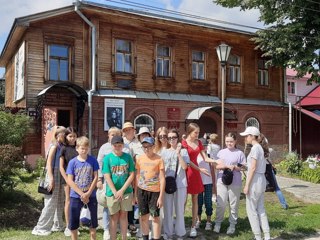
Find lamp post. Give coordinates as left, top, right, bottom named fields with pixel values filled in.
left=216, top=43, right=231, bottom=147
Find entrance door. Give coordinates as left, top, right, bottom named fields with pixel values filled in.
left=57, top=109, right=71, bottom=128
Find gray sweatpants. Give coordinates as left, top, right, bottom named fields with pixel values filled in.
left=33, top=168, right=65, bottom=232
left=246, top=173, right=270, bottom=240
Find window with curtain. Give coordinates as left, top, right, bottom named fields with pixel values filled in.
left=192, top=51, right=205, bottom=80
left=156, top=45, right=171, bottom=77
left=227, top=54, right=241, bottom=83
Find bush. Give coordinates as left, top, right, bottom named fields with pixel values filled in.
left=300, top=163, right=320, bottom=183
left=0, top=145, right=24, bottom=192
left=279, top=152, right=303, bottom=175
left=0, top=110, right=31, bottom=146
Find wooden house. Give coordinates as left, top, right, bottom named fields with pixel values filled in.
left=0, top=2, right=288, bottom=164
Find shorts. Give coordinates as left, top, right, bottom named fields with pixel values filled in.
left=137, top=188, right=160, bottom=217
left=69, top=197, right=98, bottom=230
left=107, top=193, right=133, bottom=215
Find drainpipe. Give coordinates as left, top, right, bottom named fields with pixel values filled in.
left=284, top=68, right=292, bottom=153
left=74, top=1, right=96, bottom=152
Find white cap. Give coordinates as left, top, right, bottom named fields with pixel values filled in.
left=240, top=126, right=260, bottom=136
left=137, top=126, right=151, bottom=136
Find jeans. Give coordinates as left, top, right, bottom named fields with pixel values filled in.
left=272, top=170, right=288, bottom=209
left=103, top=207, right=110, bottom=230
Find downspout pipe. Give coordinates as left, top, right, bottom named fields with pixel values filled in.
left=74, top=1, right=96, bottom=152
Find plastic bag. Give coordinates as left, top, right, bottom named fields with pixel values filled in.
left=80, top=204, right=91, bottom=226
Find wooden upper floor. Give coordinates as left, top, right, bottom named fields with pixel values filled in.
left=0, top=2, right=284, bottom=108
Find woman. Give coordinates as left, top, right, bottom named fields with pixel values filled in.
left=214, top=132, right=246, bottom=235
left=259, top=134, right=288, bottom=210
left=59, top=127, right=78, bottom=237
left=32, top=126, right=66, bottom=236
left=240, top=126, right=271, bottom=240
left=154, top=126, right=170, bottom=154
left=181, top=123, right=217, bottom=237
left=162, top=129, right=189, bottom=240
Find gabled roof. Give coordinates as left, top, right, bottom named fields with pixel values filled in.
left=1, top=1, right=256, bottom=66
left=299, top=85, right=320, bottom=107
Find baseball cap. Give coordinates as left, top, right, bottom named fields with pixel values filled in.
left=122, top=122, right=134, bottom=131
left=111, top=135, right=124, bottom=145
left=141, top=137, right=155, bottom=145
left=137, top=127, right=151, bottom=136
left=240, top=126, right=260, bottom=136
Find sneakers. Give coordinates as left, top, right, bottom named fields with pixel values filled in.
left=195, top=220, right=201, bottom=229
left=213, top=224, right=221, bottom=233
left=226, top=225, right=236, bottom=235
left=136, top=228, right=142, bottom=238
left=103, top=229, right=110, bottom=240
left=212, top=194, right=217, bottom=203
left=205, top=222, right=212, bottom=231
left=51, top=226, right=63, bottom=232
left=189, top=227, right=197, bottom=237
left=64, top=228, right=71, bottom=237
left=31, top=229, right=51, bottom=236
left=127, top=230, right=131, bottom=237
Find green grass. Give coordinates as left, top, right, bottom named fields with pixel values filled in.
left=0, top=172, right=320, bottom=239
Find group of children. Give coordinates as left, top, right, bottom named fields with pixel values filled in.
left=31, top=123, right=282, bottom=240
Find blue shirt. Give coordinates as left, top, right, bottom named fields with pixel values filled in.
left=66, top=155, right=99, bottom=198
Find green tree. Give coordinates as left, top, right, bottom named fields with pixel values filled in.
left=213, top=0, right=320, bottom=83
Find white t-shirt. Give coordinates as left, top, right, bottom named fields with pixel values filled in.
left=207, top=143, right=220, bottom=160
left=197, top=153, right=212, bottom=185
left=247, top=143, right=266, bottom=174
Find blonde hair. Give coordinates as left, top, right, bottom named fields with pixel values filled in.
left=76, top=136, right=90, bottom=148
left=108, top=127, right=121, bottom=139
left=154, top=126, right=170, bottom=153
left=209, top=133, right=218, bottom=143
left=258, top=133, right=269, bottom=158
left=51, top=126, right=66, bottom=145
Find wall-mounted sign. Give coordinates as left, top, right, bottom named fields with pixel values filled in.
left=104, top=99, right=125, bottom=131
left=167, top=107, right=180, bottom=129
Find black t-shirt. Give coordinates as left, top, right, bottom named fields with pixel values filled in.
left=60, top=145, right=78, bottom=169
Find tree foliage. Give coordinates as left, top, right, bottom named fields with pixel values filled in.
left=213, top=0, right=320, bottom=83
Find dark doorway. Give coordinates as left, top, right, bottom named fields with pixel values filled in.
left=57, top=110, right=70, bottom=127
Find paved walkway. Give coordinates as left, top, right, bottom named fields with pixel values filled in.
left=276, top=176, right=320, bottom=204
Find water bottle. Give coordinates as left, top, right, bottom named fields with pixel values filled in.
left=134, top=204, right=139, bottom=219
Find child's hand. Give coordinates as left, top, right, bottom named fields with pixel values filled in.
left=81, top=192, right=89, bottom=204
left=97, top=180, right=103, bottom=189
left=156, top=197, right=163, bottom=208
left=115, top=189, right=124, bottom=201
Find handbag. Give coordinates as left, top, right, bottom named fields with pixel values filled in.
left=222, top=168, right=233, bottom=185
left=80, top=204, right=91, bottom=226
left=265, top=160, right=276, bottom=192
left=37, top=146, right=56, bottom=195
left=165, top=156, right=179, bottom=194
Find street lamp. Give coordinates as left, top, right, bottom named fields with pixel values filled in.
left=216, top=43, right=231, bottom=147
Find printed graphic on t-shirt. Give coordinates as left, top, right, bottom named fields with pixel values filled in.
left=74, top=165, right=93, bottom=192
left=111, top=164, right=128, bottom=176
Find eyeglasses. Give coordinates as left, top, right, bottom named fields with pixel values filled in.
left=168, top=136, right=178, bottom=141
left=142, top=145, right=153, bottom=150
left=158, top=135, right=167, bottom=140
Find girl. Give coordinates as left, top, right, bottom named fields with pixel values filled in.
left=240, top=126, right=270, bottom=240
left=32, top=126, right=66, bottom=236
left=214, top=132, right=246, bottom=235
left=162, top=129, right=189, bottom=240
left=154, top=126, right=170, bottom=154
left=59, top=127, right=78, bottom=237
left=181, top=123, right=217, bottom=237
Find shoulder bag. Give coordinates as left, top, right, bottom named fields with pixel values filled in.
left=38, top=146, right=56, bottom=195
left=165, top=155, right=179, bottom=194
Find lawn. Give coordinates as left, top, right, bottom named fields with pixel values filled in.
left=0, top=172, right=320, bottom=240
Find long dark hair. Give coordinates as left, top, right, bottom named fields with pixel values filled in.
left=65, top=127, right=78, bottom=145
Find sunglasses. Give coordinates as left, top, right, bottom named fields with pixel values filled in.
left=168, top=136, right=178, bottom=141
left=158, top=135, right=167, bottom=139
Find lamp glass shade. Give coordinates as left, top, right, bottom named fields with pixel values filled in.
left=216, top=43, right=232, bottom=64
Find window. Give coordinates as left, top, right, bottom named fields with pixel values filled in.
left=115, top=39, right=133, bottom=73
left=245, top=117, right=260, bottom=129
left=48, top=44, right=70, bottom=81
left=192, top=51, right=205, bottom=80
left=288, top=81, right=296, bottom=94
left=134, top=114, right=154, bottom=133
left=227, top=54, right=241, bottom=83
left=258, top=59, right=269, bottom=86
left=156, top=45, right=171, bottom=77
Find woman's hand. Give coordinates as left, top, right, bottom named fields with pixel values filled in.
left=47, top=179, right=55, bottom=192
left=199, top=167, right=210, bottom=176
left=243, top=185, right=249, bottom=195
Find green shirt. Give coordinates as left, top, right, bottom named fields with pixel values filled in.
left=102, top=152, right=135, bottom=197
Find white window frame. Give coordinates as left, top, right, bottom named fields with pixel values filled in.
left=287, top=80, right=296, bottom=95
left=192, top=51, right=205, bottom=80
left=258, top=59, right=269, bottom=86
left=156, top=45, right=171, bottom=77
left=134, top=114, right=154, bottom=133
left=227, top=54, right=241, bottom=83
left=245, top=117, right=260, bottom=129
left=115, top=39, right=133, bottom=74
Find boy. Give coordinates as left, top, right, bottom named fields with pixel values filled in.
left=102, top=136, right=135, bottom=240
left=135, top=137, right=165, bottom=240
left=66, top=136, right=99, bottom=240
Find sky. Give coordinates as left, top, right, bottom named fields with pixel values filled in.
left=0, top=0, right=265, bottom=77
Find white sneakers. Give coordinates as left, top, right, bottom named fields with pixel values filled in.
left=205, top=222, right=212, bottom=231
left=31, top=229, right=51, bottom=236
left=226, top=225, right=236, bottom=235
left=189, top=227, right=197, bottom=237
left=103, top=229, right=111, bottom=240
left=213, top=224, right=220, bottom=233
left=64, top=228, right=71, bottom=237
left=195, top=220, right=201, bottom=229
